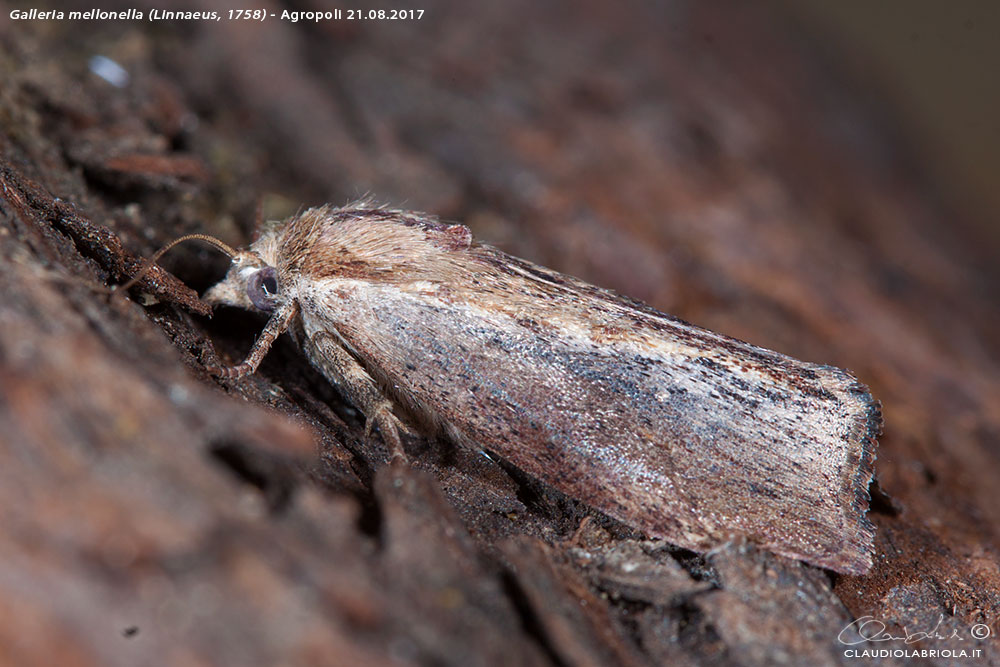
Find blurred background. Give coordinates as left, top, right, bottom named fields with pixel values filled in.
left=782, top=0, right=1000, bottom=247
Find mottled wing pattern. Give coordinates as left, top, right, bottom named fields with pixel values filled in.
left=300, top=243, right=879, bottom=573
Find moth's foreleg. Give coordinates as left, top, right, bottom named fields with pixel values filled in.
left=307, top=330, right=408, bottom=463
left=211, top=301, right=300, bottom=379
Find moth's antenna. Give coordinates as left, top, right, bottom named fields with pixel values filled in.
left=115, top=233, right=238, bottom=295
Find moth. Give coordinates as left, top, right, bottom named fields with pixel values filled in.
left=154, top=202, right=880, bottom=574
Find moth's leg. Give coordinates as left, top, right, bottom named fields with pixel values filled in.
left=211, top=301, right=300, bottom=380
left=307, top=330, right=407, bottom=463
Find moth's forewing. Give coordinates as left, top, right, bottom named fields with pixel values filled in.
left=293, top=236, right=879, bottom=574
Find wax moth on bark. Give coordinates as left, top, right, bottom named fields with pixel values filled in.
left=168, top=202, right=879, bottom=574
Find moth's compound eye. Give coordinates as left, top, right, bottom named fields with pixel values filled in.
left=247, top=266, right=279, bottom=312
left=260, top=272, right=278, bottom=296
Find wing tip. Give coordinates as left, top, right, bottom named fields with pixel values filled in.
left=828, top=378, right=882, bottom=575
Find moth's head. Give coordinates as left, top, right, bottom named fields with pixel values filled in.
left=203, top=251, right=283, bottom=313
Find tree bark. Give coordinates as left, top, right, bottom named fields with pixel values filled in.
left=1, top=1, right=998, bottom=665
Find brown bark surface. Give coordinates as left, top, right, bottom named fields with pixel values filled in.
left=1, top=1, right=998, bottom=665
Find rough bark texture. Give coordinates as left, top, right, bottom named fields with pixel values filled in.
left=1, top=1, right=998, bottom=665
